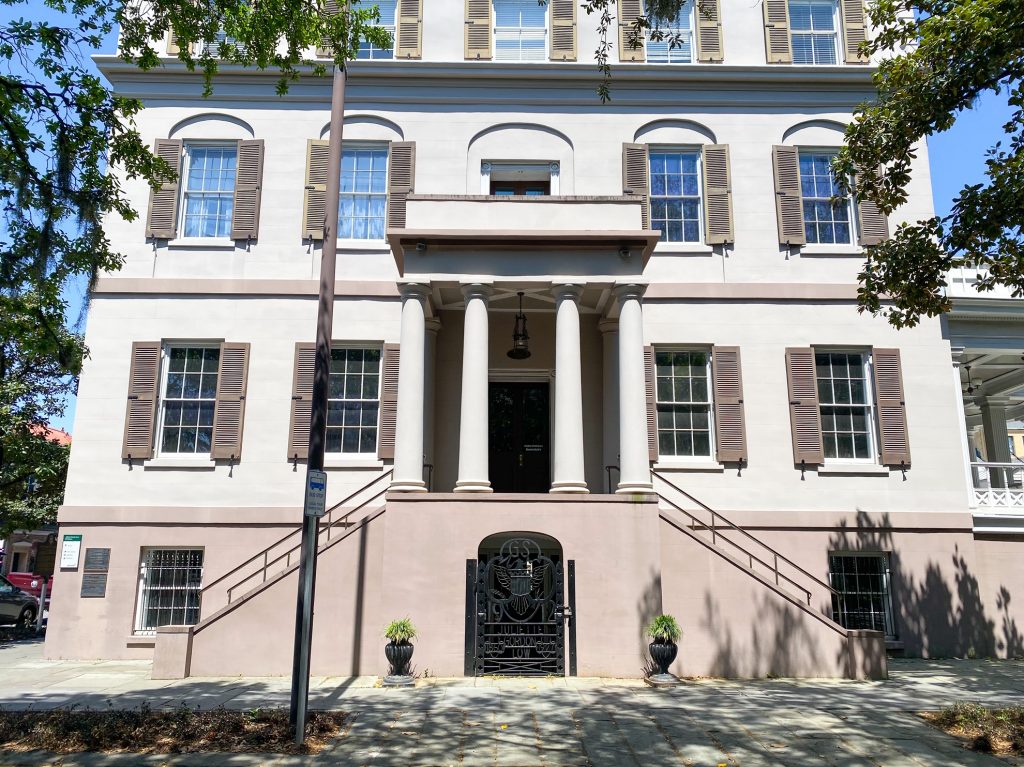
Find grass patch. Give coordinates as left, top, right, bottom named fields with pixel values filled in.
left=921, top=702, right=1024, bottom=756
left=0, top=705, right=347, bottom=755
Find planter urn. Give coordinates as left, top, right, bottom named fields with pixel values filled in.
left=646, top=640, right=680, bottom=687
left=383, top=640, right=415, bottom=686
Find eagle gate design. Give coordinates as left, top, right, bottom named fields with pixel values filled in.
left=468, top=538, right=573, bottom=676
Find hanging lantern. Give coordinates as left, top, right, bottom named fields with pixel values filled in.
left=507, top=291, right=531, bottom=360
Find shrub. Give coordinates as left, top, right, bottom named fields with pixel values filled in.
left=384, top=618, right=417, bottom=644
left=646, top=615, right=681, bottom=643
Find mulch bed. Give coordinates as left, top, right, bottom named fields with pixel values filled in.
left=921, top=702, right=1024, bottom=756
left=0, top=705, right=347, bottom=755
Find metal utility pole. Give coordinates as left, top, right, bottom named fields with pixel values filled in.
left=290, top=39, right=348, bottom=743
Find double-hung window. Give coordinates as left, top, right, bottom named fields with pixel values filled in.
left=135, top=548, right=204, bottom=634
left=655, top=349, right=713, bottom=458
left=650, top=150, right=702, bottom=243
left=816, top=351, right=875, bottom=461
left=788, top=0, right=840, bottom=64
left=646, top=0, right=695, bottom=63
left=340, top=145, right=388, bottom=240
left=327, top=348, right=382, bottom=454
left=799, top=150, right=853, bottom=245
left=181, top=144, right=237, bottom=238
left=493, top=0, right=548, bottom=61
left=159, top=345, right=219, bottom=457
left=828, top=552, right=896, bottom=638
left=356, top=0, right=396, bottom=59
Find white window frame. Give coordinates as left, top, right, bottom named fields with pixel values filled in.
left=493, top=0, right=549, bottom=62
left=814, top=347, right=879, bottom=465
left=799, top=147, right=858, bottom=246
left=788, top=0, right=841, bottom=66
left=480, top=161, right=560, bottom=195
left=649, top=146, right=704, bottom=245
left=356, top=0, right=396, bottom=59
left=339, top=142, right=389, bottom=243
left=133, top=547, right=205, bottom=636
left=654, top=346, right=716, bottom=460
left=178, top=141, right=237, bottom=241
left=325, top=344, right=384, bottom=457
left=645, top=0, right=696, bottom=64
left=828, top=551, right=897, bottom=640
left=156, top=342, right=221, bottom=459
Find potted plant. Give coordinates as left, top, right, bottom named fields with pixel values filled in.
left=383, top=618, right=417, bottom=686
left=646, top=614, right=681, bottom=683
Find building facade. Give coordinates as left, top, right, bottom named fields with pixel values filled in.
left=44, top=0, right=1023, bottom=679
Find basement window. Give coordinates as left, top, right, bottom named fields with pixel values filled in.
left=828, top=552, right=896, bottom=639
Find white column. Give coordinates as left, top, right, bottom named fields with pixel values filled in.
left=455, top=283, right=493, bottom=492
left=615, top=284, right=653, bottom=493
left=424, top=317, right=441, bottom=491
left=551, top=283, right=588, bottom=493
left=600, top=319, right=620, bottom=494
left=978, top=394, right=1012, bottom=488
left=391, top=283, right=430, bottom=492
left=950, top=348, right=976, bottom=508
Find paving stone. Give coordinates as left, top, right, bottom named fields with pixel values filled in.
left=575, top=710, right=637, bottom=767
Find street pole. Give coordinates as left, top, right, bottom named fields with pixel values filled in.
left=289, top=51, right=347, bottom=743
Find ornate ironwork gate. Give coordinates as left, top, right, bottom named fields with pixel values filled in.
left=466, top=537, right=573, bottom=676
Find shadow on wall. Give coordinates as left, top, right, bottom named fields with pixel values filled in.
left=636, top=571, right=662, bottom=677
left=828, top=511, right=1024, bottom=659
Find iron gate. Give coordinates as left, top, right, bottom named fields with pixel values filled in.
left=465, top=537, right=576, bottom=676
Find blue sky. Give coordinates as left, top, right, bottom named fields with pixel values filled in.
left=44, top=26, right=1016, bottom=433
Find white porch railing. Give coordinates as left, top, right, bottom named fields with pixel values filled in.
left=971, top=462, right=1024, bottom=510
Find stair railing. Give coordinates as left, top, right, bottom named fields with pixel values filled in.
left=202, top=469, right=393, bottom=605
left=652, top=470, right=839, bottom=607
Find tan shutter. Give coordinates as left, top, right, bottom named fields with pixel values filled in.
left=287, top=343, right=317, bottom=461
left=872, top=348, right=910, bottom=466
left=696, top=0, right=724, bottom=62
left=317, top=0, right=340, bottom=58
left=702, top=144, right=734, bottom=244
left=465, top=0, right=492, bottom=59
left=617, top=0, right=645, bottom=62
left=378, top=343, right=400, bottom=460
left=644, top=345, right=659, bottom=462
left=839, top=0, right=870, bottom=63
left=145, top=139, right=182, bottom=239
left=302, top=139, right=330, bottom=240
left=712, top=346, right=746, bottom=463
left=395, top=0, right=423, bottom=58
left=856, top=173, right=890, bottom=246
left=622, top=143, right=650, bottom=230
left=772, top=145, right=806, bottom=245
left=166, top=29, right=180, bottom=55
left=785, top=348, right=824, bottom=465
left=762, top=0, right=792, bottom=63
left=230, top=139, right=264, bottom=241
left=550, top=0, right=577, bottom=61
left=211, top=342, right=250, bottom=461
left=122, top=342, right=162, bottom=461
left=387, top=141, right=415, bottom=231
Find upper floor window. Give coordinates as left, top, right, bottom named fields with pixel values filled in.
left=340, top=145, right=388, bottom=240
left=356, top=0, right=397, bottom=59
left=649, top=149, right=702, bottom=243
left=788, top=0, right=839, bottom=64
left=646, top=0, right=695, bottom=63
left=159, top=345, right=219, bottom=456
left=799, top=150, right=853, bottom=245
left=182, top=143, right=237, bottom=238
left=327, top=347, right=382, bottom=454
left=482, top=161, right=558, bottom=195
left=494, top=0, right=547, bottom=61
left=655, top=349, right=713, bottom=458
left=816, top=351, right=874, bottom=461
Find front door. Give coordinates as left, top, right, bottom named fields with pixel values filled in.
left=489, top=382, right=550, bottom=493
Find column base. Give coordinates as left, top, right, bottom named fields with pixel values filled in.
left=616, top=482, right=654, bottom=494
left=389, top=480, right=428, bottom=493
left=550, top=481, right=589, bottom=494
left=454, top=480, right=492, bottom=493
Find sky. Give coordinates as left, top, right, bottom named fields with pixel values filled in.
left=42, top=24, right=1017, bottom=434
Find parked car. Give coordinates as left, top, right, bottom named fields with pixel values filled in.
left=0, top=575, right=39, bottom=628
left=6, top=572, right=52, bottom=602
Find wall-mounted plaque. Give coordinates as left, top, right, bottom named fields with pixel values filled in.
left=60, top=534, right=82, bottom=569
left=83, top=548, right=110, bottom=573
left=80, top=573, right=108, bottom=598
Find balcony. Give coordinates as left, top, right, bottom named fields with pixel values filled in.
left=971, top=462, right=1024, bottom=511
left=946, top=265, right=1022, bottom=301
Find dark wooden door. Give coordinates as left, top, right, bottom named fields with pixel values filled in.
left=489, top=382, right=550, bottom=493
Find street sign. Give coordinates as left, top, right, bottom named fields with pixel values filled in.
left=303, top=470, right=328, bottom=518
left=60, top=534, right=82, bottom=569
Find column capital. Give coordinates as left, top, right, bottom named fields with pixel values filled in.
left=460, top=282, right=493, bottom=301
left=399, top=282, right=431, bottom=301
left=976, top=394, right=1012, bottom=409
left=551, top=282, right=585, bottom=301
left=613, top=282, right=648, bottom=302
left=598, top=318, right=619, bottom=335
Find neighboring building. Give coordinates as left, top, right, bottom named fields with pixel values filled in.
left=43, top=0, right=1022, bottom=679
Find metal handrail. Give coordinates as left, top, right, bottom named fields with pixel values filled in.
left=652, top=470, right=840, bottom=603
left=202, top=469, right=393, bottom=596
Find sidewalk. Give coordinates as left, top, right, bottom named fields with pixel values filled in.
left=1, top=640, right=1022, bottom=766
